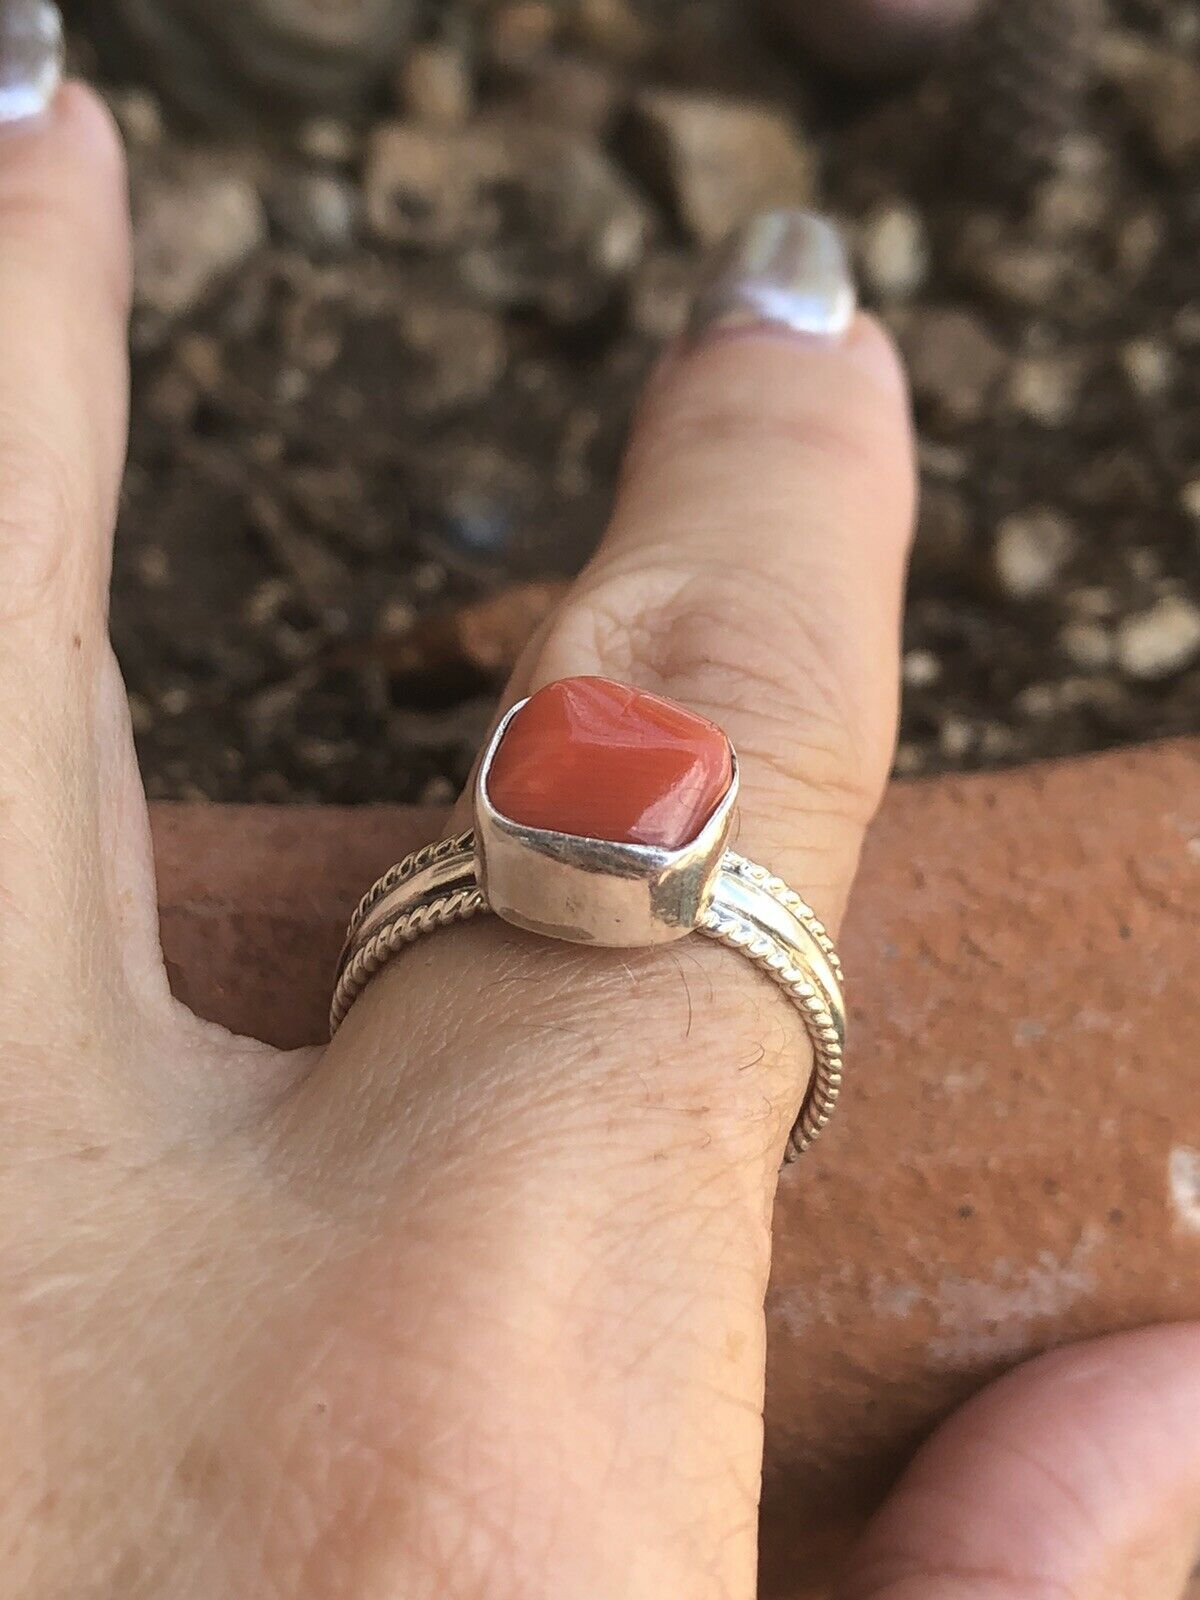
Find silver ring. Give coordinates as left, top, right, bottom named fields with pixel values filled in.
left=331, top=678, right=846, bottom=1162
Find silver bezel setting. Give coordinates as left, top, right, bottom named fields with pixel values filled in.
left=474, top=697, right=739, bottom=947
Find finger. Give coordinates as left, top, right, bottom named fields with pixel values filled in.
left=775, top=0, right=979, bottom=76
left=839, top=1324, right=1200, bottom=1600
left=292, top=210, right=914, bottom=1600
left=329, top=209, right=914, bottom=1177
left=483, top=208, right=915, bottom=931
left=322, top=209, right=914, bottom=1176
left=0, top=65, right=144, bottom=1032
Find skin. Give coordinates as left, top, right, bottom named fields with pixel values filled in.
left=0, top=84, right=1197, bottom=1600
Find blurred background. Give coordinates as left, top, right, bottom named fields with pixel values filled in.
left=56, top=0, right=1200, bottom=802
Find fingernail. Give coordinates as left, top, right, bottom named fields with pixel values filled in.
left=0, top=0, right=63, bottom=126
left=688, top=209, right=857, bottom=343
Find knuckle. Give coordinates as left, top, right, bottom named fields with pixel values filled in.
left=543, top=561, right=888, bottom=829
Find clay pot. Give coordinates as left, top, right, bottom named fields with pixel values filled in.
left=153, top=738, right=1200, bottom=1597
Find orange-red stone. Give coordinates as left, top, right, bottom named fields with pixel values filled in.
left=485, top=676, right=733, bottom=849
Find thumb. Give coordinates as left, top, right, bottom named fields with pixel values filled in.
left=839, top=1325, right=1200, bottom=1600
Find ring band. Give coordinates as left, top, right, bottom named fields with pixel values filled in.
left=330, top=677, right=847, bottom=1162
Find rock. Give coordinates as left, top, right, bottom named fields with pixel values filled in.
left=461, top=130, right=650, bottom=320
left=102, top=0, right=417, bottom=123
left=365, top=122, right=506, bottom=250
left=249, top=491, right=354, bottom=621
left=294, top=116, right=360, bottom=165
left=366, top=120, right=650, bottom=321
left=1120, top=337, right=1173, bottom=399
left=901, top=306, right=1007, bottom=427
left=570, top=0, right=656, bottom=64
left=902, top=648, right=941, bottom=689
left=1059, top=619, right=1113, bottom=672
left=630, top=88, right=816, bottom=246
left=268, top=169, right=360, bottom=255
left=629, top=249, right=695, bottom=342
left=397, top=298, right=507, bottom=414
left=1116, top=209, right=1163, bottom=281
left=132, top=151, right=267, bottom=344
left=957, top=212, right=1069, bottom=310
left=1005, top=352, right=1082, bottom=427
left=517, top=54, right=623, bottom=138
left=991, top=509, right=1075, bottom=600
left=859, top=202, right=929, bottom=302
left=1179, top=479, right=1200, bottom=525
left=104, top=84, right=165, bottom=149
left=486, top=1, right=560, bottom=69
left=360, top=580, right=569, bottom=681
left=398, top=39, right=473, bottom=128
left=1116, top=596, right=1200, bottom=680
left=1098, top=30, right=1200, bottom=169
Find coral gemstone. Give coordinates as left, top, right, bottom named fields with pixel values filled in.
left=486, top=676, right=733, bottom=850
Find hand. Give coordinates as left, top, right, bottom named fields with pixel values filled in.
left=1, top=74, right=1198, bottom=1600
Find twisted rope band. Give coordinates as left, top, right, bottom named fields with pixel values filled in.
left=331, top=833, right=846, bottom=1163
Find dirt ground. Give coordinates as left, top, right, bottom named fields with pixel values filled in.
left=69, top=0, right=1200, bottom=803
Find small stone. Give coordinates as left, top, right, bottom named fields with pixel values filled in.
left=366, top=121, right=648, bottom=317
left=1005, top=352, right=1082, bottom=427
left=487, top=676, right=733, bottom=850
left=1117, top=210, right=1163, bottom=280
left=296, top=117, right=359, bottom=165
left=0, top=0, right=62, bottom=124
left=268, top=170, right=360, bottom=255
left=938, top=717, right=974, bottom=761
left=1116, top=596, right=1200, bottom=681
left=1120, top=338, right=1173, bottom=399
left=365, top=122, right=505, bottom=249
left=958, top=213, right=1067, bottom=310
left=399, top=39, right=473, bottom=127
left=398, top=298, right=507, bottom=413
left=1179, top=479, right=1200, bottom=524
left=860, top=203, right=929, bottom=302
left=1099, top=31, right=1200, bottom=169
left=1068, top=585, right=1116, bottom=620
left=992, top=509, right=1075, bottom=600
left=630, top=89, right=816, bottom=246
left=106, top=85, right=164, bottom=148
left=363, top=583, right=568, bottom=683
left=893, top=743, right=924, bottom=777
left=1059, top=620, right=1114, bottom=672
left=901, top=307, right=1007, bottom=427
left=132, top=152, right=267, bottom=342
left=459, top=128, right=649, bottom=319
left=570, top=0, right=655, bottom=63
left=1032, top=167, right=1108, bottom=238
left=629, top=249, right=694, bottom=342
left=1014, top=682, right=1060, bottom=720
left=902, top=649, right=942, bottom=689
left=518, top=54, right=621, bottom=137
left=488, top=1, right=559, bottom=68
